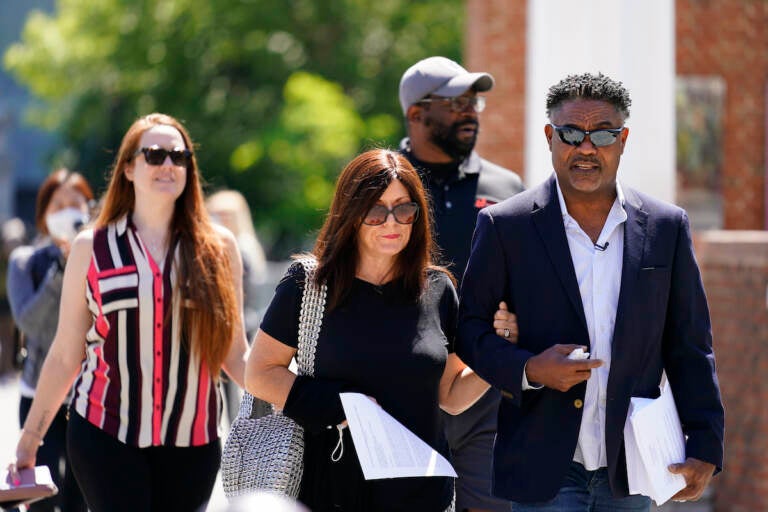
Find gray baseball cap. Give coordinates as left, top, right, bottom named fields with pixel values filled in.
left=398, top=56, right=495, bottom=115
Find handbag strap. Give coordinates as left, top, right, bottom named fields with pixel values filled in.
left=241, top=256, right=327, bottom=419
left=294, top=256, right=327, bottom=377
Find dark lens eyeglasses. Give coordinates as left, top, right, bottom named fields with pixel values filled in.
left=419, top=95, right=486, bottom=113
left=551, top=124, right=623, bottom=148
left=134, top=146, right=193, bottom=166
left=363, top=202, right=420, bottom=226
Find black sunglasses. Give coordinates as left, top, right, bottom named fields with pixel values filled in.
left=133, top=146, right=192, bottom=166
left=551, top=124, right=624, bottom=147
left=363, top=202, right=420, bottom=226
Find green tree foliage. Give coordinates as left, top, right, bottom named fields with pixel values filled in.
left=4, top=0, right=463, bottom=254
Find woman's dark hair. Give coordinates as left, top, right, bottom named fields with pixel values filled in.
left=311, top=149, right=449, bottom=310
left=34, top=168, right=94, bottom=236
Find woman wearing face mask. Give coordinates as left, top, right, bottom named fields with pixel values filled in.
left=6, top=168, right=93, bottom=512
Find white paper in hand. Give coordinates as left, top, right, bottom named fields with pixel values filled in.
left=624, top=381, right=687, bottom=505
left=567, top=348, right=590, bottom=360
left=339, top=392, right=457, bottom=480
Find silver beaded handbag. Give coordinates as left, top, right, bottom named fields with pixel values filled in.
left=221, top=256, right=327, bottom=499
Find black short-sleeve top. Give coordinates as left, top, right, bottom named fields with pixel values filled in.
left=260, top=263, right=458, bottom=510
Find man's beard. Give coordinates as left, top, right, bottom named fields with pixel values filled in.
left=426, top=118, right=478, bottom=161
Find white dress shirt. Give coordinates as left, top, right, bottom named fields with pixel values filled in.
left=556, top=178, right=627, bottom=470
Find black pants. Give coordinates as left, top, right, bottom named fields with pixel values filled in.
left=19, top=397, right=86, bottom=512
left=66, top=412, right=220, bottom=512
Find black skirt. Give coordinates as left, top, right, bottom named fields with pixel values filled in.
left=299, top=427, right=453, bottom=512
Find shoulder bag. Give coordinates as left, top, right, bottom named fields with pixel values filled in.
left=221, top=256, right=327, bottom=499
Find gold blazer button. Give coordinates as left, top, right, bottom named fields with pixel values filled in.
left=574, top=399, right=584, bottom=409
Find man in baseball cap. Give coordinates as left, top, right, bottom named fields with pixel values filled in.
left=398, top=56, right=524, bottom=512
left=399, top=56, right=495, bottom=115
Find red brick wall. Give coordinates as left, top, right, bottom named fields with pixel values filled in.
left=465, top=0, right=527, bottom=178
left=695, top=231, right=768, bottom=512
left=676, top=0, right=767, bottom=229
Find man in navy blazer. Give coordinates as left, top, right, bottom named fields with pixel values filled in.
left=457, top=73, right=724, bottom=511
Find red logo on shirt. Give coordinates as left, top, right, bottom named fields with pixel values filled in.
left=474, top=197, right=497, bottom=209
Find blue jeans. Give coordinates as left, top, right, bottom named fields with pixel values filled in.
left=511, top=462, right=651, bottom=512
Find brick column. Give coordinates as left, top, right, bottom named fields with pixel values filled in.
left=695, top=230, right=768, bottom=511
left=465, top=0, right=527, bottom=178
left=677, top=0, right=768, bottom=229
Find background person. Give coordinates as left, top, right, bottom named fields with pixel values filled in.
left=457, top=73, right=724, bottom=511
left=245, top=149, right=517, bottom=512
left=9, top=113, right=250, bottom=512
left=6, top=169, right=93, bottom=512
left=398, top=56, right=525, bottom=512
left=206, top=189, right=269, bottom=422
left=205, top=189, right=268, bottom=333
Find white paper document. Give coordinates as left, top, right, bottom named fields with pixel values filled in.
left=339, top=392, right=457, bottom=480
left=623, top=381, right=687, bottom=505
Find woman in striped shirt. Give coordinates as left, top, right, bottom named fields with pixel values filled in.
left=11, top=113, right=250, bottom=511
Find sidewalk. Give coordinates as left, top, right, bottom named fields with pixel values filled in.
left=0, top=373, right=20, bottom=465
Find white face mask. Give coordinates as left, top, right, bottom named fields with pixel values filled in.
left=45, top=208, right=89, bottom=242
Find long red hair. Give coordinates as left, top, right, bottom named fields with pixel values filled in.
left=96, top=113, right=237, bottom=378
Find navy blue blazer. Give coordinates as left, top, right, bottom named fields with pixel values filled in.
left=457, top=175, right=724, bottom=503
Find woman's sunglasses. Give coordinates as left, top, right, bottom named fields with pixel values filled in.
left=550, top=124, right=624, bottom=147
left=363, top=202, right=420, bottom=226
left=134, top=146, right=192, bottom=167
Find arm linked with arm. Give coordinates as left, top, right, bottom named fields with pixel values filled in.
left=437, top=274, right=490, bottom=414
left=457, top=210, right=534, bottom=406
left=439, top=354, right=490, bottom=415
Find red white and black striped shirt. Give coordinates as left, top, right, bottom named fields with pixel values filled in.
left=72, top=216, right=220, bottom=447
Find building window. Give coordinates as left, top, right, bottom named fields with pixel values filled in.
left=676, top=76, right=725, bottom=230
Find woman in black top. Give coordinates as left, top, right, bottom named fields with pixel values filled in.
left=245, top=149, right=516, bottom=511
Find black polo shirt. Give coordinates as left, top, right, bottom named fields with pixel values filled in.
left=400, top=138, right=525, bottom=284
